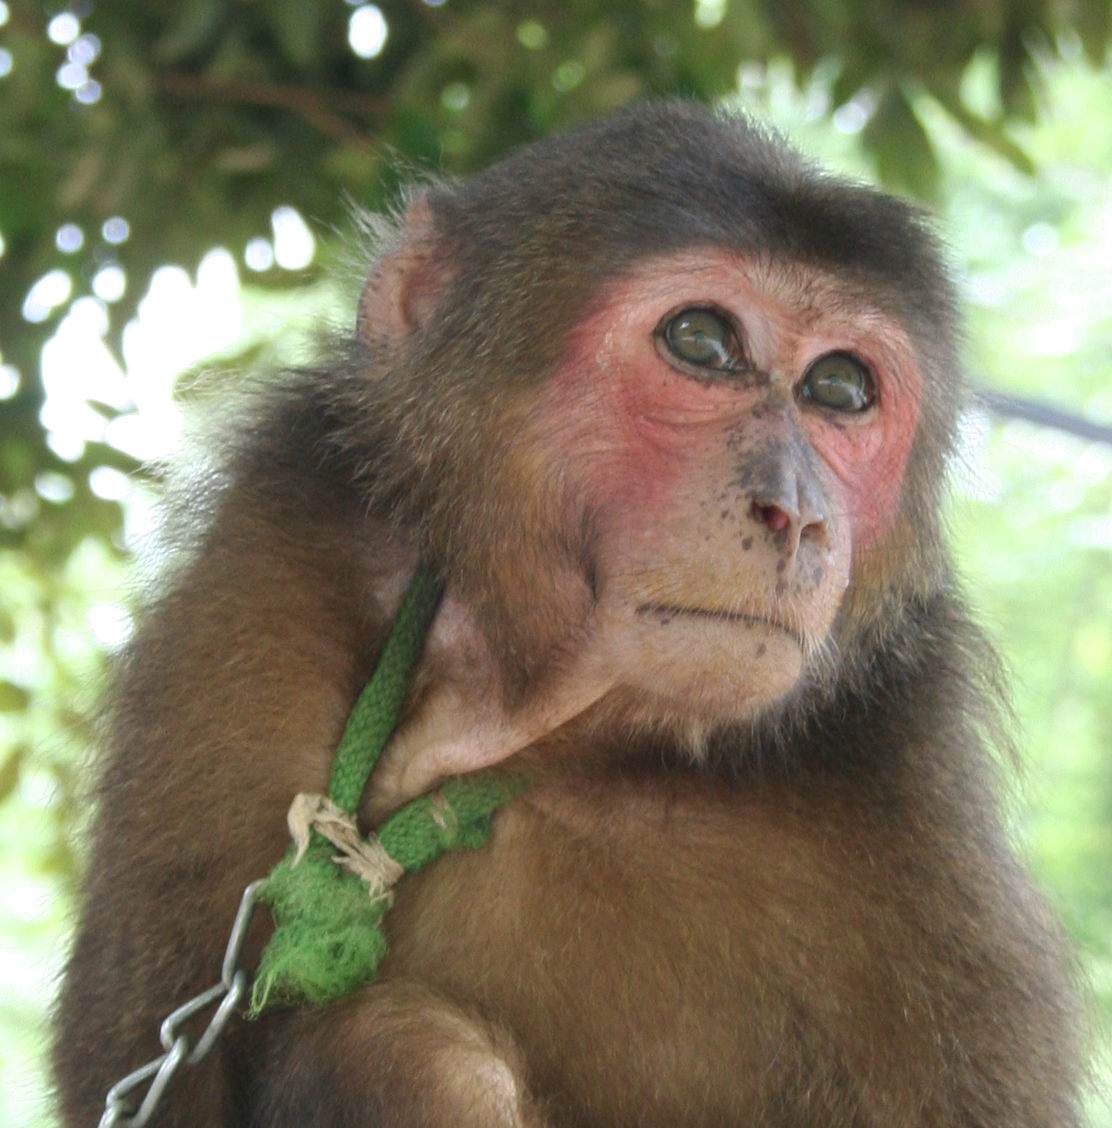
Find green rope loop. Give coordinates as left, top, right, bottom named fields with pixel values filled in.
left=327, top=563, right=443, bottom=814
left=249, top=565, right=528, bottom=1015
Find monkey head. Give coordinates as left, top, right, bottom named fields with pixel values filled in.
left=347, top=101, right=962, bottom=794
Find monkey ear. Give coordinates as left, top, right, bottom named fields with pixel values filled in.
left=357, top=195, right=450, bottom=345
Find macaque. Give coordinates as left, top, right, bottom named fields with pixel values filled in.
left=54, top=101, right=1084, bottom=1126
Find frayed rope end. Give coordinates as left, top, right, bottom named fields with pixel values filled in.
left=248, top=836, right=392, bottom=1017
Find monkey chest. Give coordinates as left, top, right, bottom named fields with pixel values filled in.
left=375, top=788, right=960, bottom=1126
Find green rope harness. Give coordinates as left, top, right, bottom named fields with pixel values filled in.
left=249, top=565, right=527, bottom=1015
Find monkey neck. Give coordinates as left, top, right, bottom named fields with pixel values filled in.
left=365, top=562, right=995, bottom=823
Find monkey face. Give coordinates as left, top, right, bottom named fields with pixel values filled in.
left=537, top=248, right=922, bottom=723
left=358, top=194, right=935, bottom=798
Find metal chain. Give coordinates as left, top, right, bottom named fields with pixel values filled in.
left=98, top=880, right=264, bottom=1127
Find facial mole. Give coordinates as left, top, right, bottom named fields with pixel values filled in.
left=766, top=527, right=788, bottom=550
left=756, top=643, right=767, bottom=658
left=741, top=536, right=753, bottom=550
left=776, top=559, right=786, bottom=574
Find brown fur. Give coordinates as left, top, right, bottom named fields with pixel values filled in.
left=53, top=102, right=1084, bottom=1126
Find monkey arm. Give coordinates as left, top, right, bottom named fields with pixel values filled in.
left=53, top=481, right=386, bottom=1125
left=245, top=979, right=548, bottom=1126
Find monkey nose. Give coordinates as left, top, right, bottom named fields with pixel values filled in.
left=749, top=495, right=828, bottom=554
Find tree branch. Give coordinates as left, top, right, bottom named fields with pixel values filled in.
left=157, top=72, right=385, bottom=144
left=975, top=387, right=1112, bottom=447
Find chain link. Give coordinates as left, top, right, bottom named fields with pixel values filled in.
left=98, top=879, right=264, bottom=1127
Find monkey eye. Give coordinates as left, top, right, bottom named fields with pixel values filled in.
left=799, top=352, right=876, bottom=414
left=659, top=307, right=744, bottom=372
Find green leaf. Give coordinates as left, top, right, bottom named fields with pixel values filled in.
left=263, top=0, right=330, bottom=70
left=997, top=23, right=1038, bottom=121
left=1074, top=0, right=1111, bottom=66
left=153, top=0, right=226, bottom=64
left=0, top=749, right=23, bottom=802
left=864, top=83, right=940, bottom=199
left=0, top=681, right=31, bottom=712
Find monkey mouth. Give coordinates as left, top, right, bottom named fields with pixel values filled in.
left=636, top=603, right=803, bottom=647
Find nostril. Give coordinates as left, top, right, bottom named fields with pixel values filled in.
left=799, top=516, right=828, bottom=545
left=751, top=501, right=792, bottom=533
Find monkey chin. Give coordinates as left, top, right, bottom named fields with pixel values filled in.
left=618, top=608, right=805, bottom=725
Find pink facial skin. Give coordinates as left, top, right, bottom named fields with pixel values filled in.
left=549, top=248, right=922, bottom=553
left=369, top=248, right=926, bottom=810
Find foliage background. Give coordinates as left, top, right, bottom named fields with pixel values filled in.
left=1, top=0, right=1110, bottom=1124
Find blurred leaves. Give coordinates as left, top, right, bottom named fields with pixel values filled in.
left=2, top=0, right=1108, bottom=375
left=1, top=0, right=1107, bottom=666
